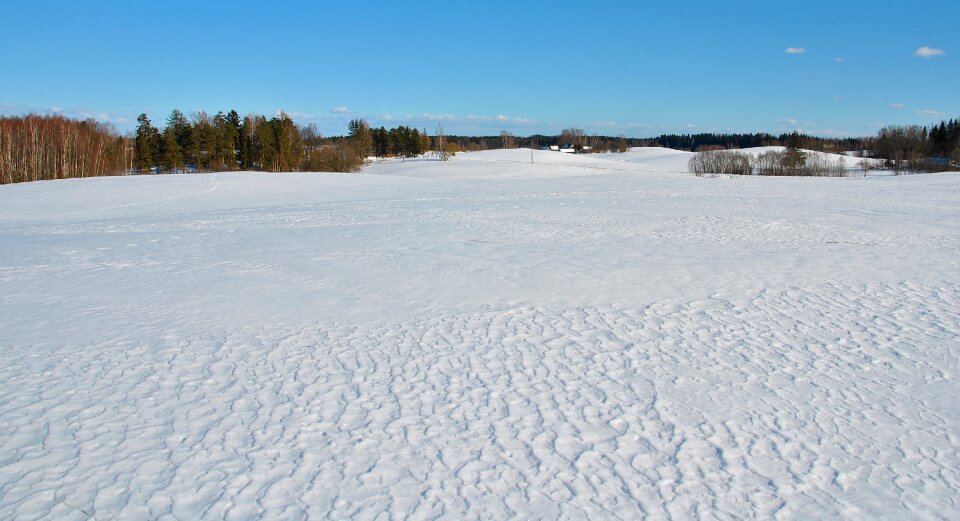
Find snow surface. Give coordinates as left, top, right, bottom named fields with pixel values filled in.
left=1, top=148, right=959, bottom=520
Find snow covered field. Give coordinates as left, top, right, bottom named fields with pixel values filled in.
left=1, top=148, right=958, bottom=520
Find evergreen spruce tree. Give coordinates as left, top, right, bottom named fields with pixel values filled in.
left=388, top=127, right=401, bottom=156
left=187, top=124, right=202, bottom=171
left=239, top=115, right=256, bottom=170
left=194, top=112, right=215, bottom=172
left=135, top=113, right=158, bottom=172
left=783, top=132, right=806, bottom=174
left=227, top=110, right=243, bottom=166
left=374, top=126, right=388, bottom=157
left=410, top=128, right=422, bottom=156
left=167, top=109, right=190, bottom=145
left=420, top=128, right=430, bottom=155
left=161, top=126, right=183, bottom=173
left=212, top=111, right=238, bottom=170
left=348, top=118, right=371, bottom=162
left=256, top=117, right=277, bottom=171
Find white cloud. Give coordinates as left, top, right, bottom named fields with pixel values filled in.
left=283, top=110, right=324, bottom=121
left=914, top=109, right=944, bottom=118
left=330, top=106, right=349, bottom=114
left=379, top=112, right=538, bottom=125
left=914, top=46, right=945, bottom=58
left=888, top=103, right=905, bottom=109
left=583, top=120, right=655, bottom=132
left=777, top=118, right=799, bottom=126
left=785, top=47, right=806, bottom=54
left=833, top=57, right=846, bottom=62
left=0, top=104, right=136, bottom=127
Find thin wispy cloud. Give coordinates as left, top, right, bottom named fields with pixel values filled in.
left=913, top=46, right=945, bottom=58
left=584, top=120, right=655, bottom=131
left=833, top=57, right=846, bottom=63
left=368, top=113, right=666, bottom=136
left=888, top=103, right=905, bottom=109
left=776, top=118, right=799, bottom=126
left=785, top=47, right=806, bottom=54
left=913, top=109, right=944, bottom=118
left=330, top=106, right=350, bottom=114
left=0, top=102, right=134, bottom=127
left=379, top=112, right=538, bottom=125
left=282, top=110, right=324, bottom=121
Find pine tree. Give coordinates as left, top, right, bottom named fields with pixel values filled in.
left=239, top=115, right=256, bottom=169
left=783, top=132, right=806, bottom=174
left=192, top=112, right=215, bottom=171
left=166, top=110, right=192, bottom=169
left=187, top=124, right=202, bottom=171
left=374, top=126, right=388, bottom=157
left=348, top=118, right=371, bottom=162
left=212, top=111, right=238, bottom=170
left=256, top=117, right=276, bottom=171
left=227, top=110, right=242, bottom=166
left=135, top=113, right=158, bottom=172
left=271, top=112, right=301, bottom=171
left=161, top=126, right=182, bottom=173
left=409, top=128, right=422, bottom=156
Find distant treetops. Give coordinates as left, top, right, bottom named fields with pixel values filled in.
left=1, top=110, right=957, bottom=185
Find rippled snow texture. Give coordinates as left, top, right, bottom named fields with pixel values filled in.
left=1, top=149, right=958, bottom=519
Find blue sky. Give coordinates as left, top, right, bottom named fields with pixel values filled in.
left=2, top=0, right=957, bottom=137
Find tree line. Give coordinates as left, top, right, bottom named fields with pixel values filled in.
left=688, top=134, right=848, bottom=177
left=433, top=129, right=630, bottom=154
left=425, top=130, right=870, bottom=155
left=2, top=110, right=958, bottom=185
left=136, top=110, right=343, bottom=173
left=640, top=132, right=869, bottom=154
left=0, top=115, right=127, bottom=184
left=134, top=112, right=444, bottom=174
left=871, top=119, right=960, bottom=173
left=360, top=121, right=431, bottom=158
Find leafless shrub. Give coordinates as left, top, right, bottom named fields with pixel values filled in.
left=688, top=150, right=752, bottom=176
left=753, top=150, right=785, bottom=176
left=303, top=140, right=362, bottom=172
left=779, top=151, right=845, bottom=176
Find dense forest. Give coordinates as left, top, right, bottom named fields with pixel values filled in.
left=133, top=111, right=435, bottom=174
left=1, top=110, right=958, bottom=184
